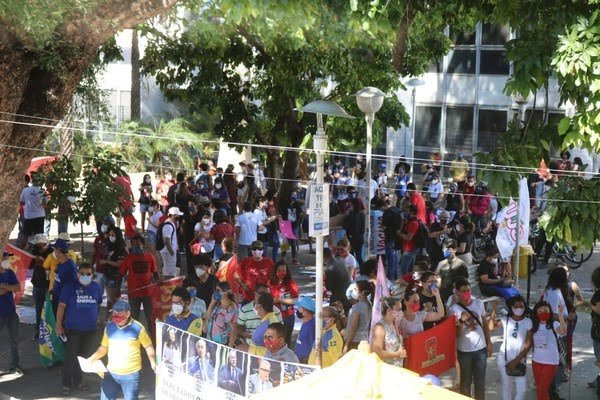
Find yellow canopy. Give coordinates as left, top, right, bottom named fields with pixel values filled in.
left=253, top=343, right=469, bottom=400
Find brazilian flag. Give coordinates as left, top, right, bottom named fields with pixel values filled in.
left=39, top=293, right=64, bottom=367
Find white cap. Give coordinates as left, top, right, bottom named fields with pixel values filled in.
left=57, top=232, right=70, bottom=241
left=168, top=207, right=184, bottom=216
left=30, top=234, right=48, bottom=245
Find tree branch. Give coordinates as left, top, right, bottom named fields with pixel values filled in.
left=236, top=25, right=271, bottom=61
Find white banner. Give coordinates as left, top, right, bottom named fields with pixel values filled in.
left=518, top=177, right=530, bottom=246
left=369, top=209, right=386, bottom=255
left=308, top=183, right=330, bottom=236
left=155, top=322, right=318, bottom=400
left=496, top=178, right=531, bottom=260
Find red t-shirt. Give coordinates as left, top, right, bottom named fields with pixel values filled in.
left=402, top=218, right=420, bottom=253
left=119, top=252, right=157, bottom=298
left=210, top=222, right=235, bottom=246
left=269, top=280, right=299, bottom=318
left=124, top=214, right=137, bottom=238
left=401, top=272, right=417, bottom=286
left=410, top=192, right=426, bottom=223
left=93, top=236, right=108, bottom=274
left=239, top=257, right=274, bottom=302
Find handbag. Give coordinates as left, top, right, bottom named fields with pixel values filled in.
left=550, top=326, right=568, bottom=366
left=504, top=316, right=526, bottom=377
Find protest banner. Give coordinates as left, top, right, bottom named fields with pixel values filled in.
left=156, top=322, right=318, bottom=400
left=148, top=277, right=184, bottom=323
left=368, top=209, right=385, bottom=255
left=404, top=316, right=456, bottom=376
left=370, top=257, right=390, bottom=337
left=5, top=243, right=32, bottom=304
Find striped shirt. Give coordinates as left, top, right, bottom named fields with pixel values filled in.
left=237, top=301, right=282, bottom=345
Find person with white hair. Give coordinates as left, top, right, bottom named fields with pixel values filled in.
left=247, top=359, right=273, bottom=394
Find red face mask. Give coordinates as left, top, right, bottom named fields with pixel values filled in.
left=113, top=314, right=129, bottom=325
left=460, top=290, right=472, bottom=302
left=538, top=312, right=551, bottom=322
left=264, top=338, right=274, bottom=350
left=409, top=303, right=421, bottom=313
left=276, top=271, right=287, bottom=279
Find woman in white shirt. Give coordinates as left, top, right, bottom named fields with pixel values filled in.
left=336, top=237, right=358, bottom=279
left=496, top=295, right=533, bottom=400
left=399, top=285, right=444, bottom=338
left=531, top=301, right=566, bottom=400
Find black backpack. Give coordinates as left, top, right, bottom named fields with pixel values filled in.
left=413, top=218, right=429, bottom=248
left=155, top=221, right=175, bottom=251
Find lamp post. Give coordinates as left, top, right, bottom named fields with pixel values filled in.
left=355, top=87, right=385, bottom=261
left=405, top=78, right=426, bottom=173
left=295, top=100, right=353, bottom=366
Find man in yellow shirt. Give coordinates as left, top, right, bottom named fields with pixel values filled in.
left=248, top=293, right=279, bottom=356
left=449, top=153, right=470, bottom=188
left=87, top=300, right=156, bottom=400
left=309, top=306, right=343, bottom=367
left=43, top=234, right=78, bottom=292
left=164, top=287, right=203, bottom=335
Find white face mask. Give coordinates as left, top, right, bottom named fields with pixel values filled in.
left=1, top=260, right=9, bottom=269
left=196, top=268, right=206, bottom=277
left=101, top=224, right=108, bottom=234
left=215, top=183, right=222, bottom=189
left=109, top=236, right=116, bottom=243
left=202, top=218, right=211, bottom=225
left=171, top=304, right=184, bottom=315
left=148, top=207, right=155, bottom=212
left=78, top=275, right=92, bottom=286
left=252, top=249, right=263, bottom=258
left=512, top=307, right=525, bottom=317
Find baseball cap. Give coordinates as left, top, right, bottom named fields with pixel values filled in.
left=53, top=239, right=70, bottom=252
left=251, top=240, right=264, bottom=250
left=168, top=207, right=184, bottom=216
left=57, top=232, right=70, bottom=241
left=296, top=296, right=316, bottom=313
left=111, top=300, right=131, bottom=312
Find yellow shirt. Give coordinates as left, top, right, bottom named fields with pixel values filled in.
left=43, top=250, right=78, bottom=291
left=309, top=326, right=343, bottom=368
left=450, top=159, right=469, bottom=181
left=248, top=312, right=279, bottom=356
left=101, top=319, right=152, bottom=375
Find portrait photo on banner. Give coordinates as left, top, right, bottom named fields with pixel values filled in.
left=246, top=354, right=282, bottom=396
left=215, top=345, right=248, bottom=396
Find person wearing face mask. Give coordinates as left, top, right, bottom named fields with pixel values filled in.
left=182, top=277, right=207, bottom=319
left=100, top=227, right=127, bottom=313
left=146, top=199, right=163, bottom=263
left=236, top=201, right=263, bottom=259
left=87, top=300, right=156, bottom=400
left=427, top=209, right=453, bottom=267
left=0, top=251, right=23, bottom=375
left=159, top=207, right=183, bottom=278
left=342, top=198, right=366, bottom=266
left=50, top=239, right=78, bottom=313
left=399, top=284, right=445, bottom=339
left=295, top=296, right=316, bottom=363
left=192, top=211, right=215, bottom=259
left=531, top=301, right=566, bottom=400
left=236, top=284, right=283, bottom=349
left=418, top=271, right=444, bottom=330
left=254, top=196, right=275, bottom=244
left=308, top=306, right=344, bottom=367
left=223, top=164, right=239, bottom=217
left=343, top=280, right=373, bottom=354
left=157, top=171, right=175, bottom=214
left=443, top=182, right=465, bottom=216
left=238, top=241, right=274, bottom=304
left=268, top=260, right=299, bottom=346
left=138, top=174, right=153, bottom=233
left=204, top=282, right=238, bottom=347
left=322, top=248, right=351, bottom=314
left=477, top=246, right=517, bottom=300
left=248, top=293, right=280, bottom=356
left=449, top=279, right=493, bottom=400
left=284, top=190, right=304, bottom=265
left=56, top=263, right=102, bottom=396
left=211, top=177, right=230, bottom=211
left=29, top=234, right=51, bottom=339
left=119, top=235, right=158, bottom=334
left=492, top=295, right=533, bottom=400
left=165, top=287, right=203, bottom=335
left=371, top=297, right=407, bottom=367
left=45, top=233, right=78, bottom=302
left=191, top=254, right=218, bottom=309
left=435, top=239, right=468, bottom=303
left=450, top=152, right=470, bottom=189
left=264, top=322, right=298, bottom=363
left=427, top=173, right=444, bottom=206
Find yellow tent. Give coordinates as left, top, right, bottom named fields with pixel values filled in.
left=253, top=343, right=469, bottom=400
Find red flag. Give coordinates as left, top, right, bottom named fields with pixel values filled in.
left=215, top=255, right=243, bottom=302
left=5, top=244, right=32, bottom=304
left=148, top=277, right=184, bottom=323
left=404, top=316, right=457, bottom=376
left=370, top=257, right=390, bottom=335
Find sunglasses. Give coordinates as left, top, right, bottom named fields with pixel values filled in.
left=79, top=273, right=93, bottom=277
left=251, top=248, right=263, bottom=251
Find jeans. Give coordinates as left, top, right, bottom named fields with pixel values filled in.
left=497, top=354, right=527, bottom=400
left=0, top=312, right=20, bottom=368
left=101, top=371, right=141, bottom=400
left=129, top=296, right=153, bottom=336
left=238, top=244, right=251, bottom=260
left=290, top=224, right=300, bottom=259
left=398, top=249, right=418, bottom=276
left=282, top=314, right=295, bottom=347
left=457, top=348, right=487, bottom=400
left=33, top=286, right=47, bottom=334
left=532, top=361, right=558, bottom=400
left=350, top=238, right=364, bottom=266
left=214, top=244, right=224, bottom=262
left=384, top=240, right=398, bottom=281
left=63, top=330, right=96, bottom=387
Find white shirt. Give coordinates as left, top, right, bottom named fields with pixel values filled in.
left=543, top=288, right=569, bottom=318
left=399, top=311, right=427, bottom=338
left=161, top=221, right=178, bottom=252
left=20, top=185, right=46, bottom=219
left=357, top=178, right=378, bottom=204
left=194, top=221, right=215, bottom=252
left=428, top=181, right=444, bottom=200
left=254, top=208, right=268, bottom=234
left=532, top=321, right=562, bottom=365
left=235, top=212, right=260, bottom=246
left=450, top=299, right=487, bottom=352
left=343, top=254, right=358, bottom=277
left=498, top=316, right=532, bottom=362
left=147, top=211, right=163, bottom=233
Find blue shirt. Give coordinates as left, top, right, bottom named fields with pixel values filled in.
left=60, top=280, right=101, bottom=331
left=53, top=259, right=77, bottom=305
left=295, top=317, right=316, bottom=359
left=0, top=268, right=18, bottom=316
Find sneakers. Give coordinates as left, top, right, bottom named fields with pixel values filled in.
left=10, top=365, right=24, bottom=375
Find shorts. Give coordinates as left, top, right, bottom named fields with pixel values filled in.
left=139, top=203, right=150, bottom=213
left=160, top=249, right=178, bottom=276
left=147, top=230, right=157, bottom=245
left=24, top=217, right=45, bottom=236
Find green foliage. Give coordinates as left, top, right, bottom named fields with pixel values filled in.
left=539, top=177, right=600, bottom=249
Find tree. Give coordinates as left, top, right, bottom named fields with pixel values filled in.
left=0, top=0, right=180, bottom=247
left=142, top=0, right=409, bottom=211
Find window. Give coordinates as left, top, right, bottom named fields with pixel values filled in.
left=478, top=109, right=507, bottom=152
left=446, top=106, right=474, bottom=155
left=480, top=50, right=510, bottom=75
left=427, top=58, right=443, bottom=74
left=524, top=110, right=564, bottom=127
left=481, top=24, right=510, bottom=45
left=414, top=106, right=442, bottom=147
left=448, top=50, right=476, bottom=74
left=450, top=28, right=476, bottom=45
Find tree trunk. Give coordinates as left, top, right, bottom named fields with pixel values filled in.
left=392, top=7, right=413, bottom=74
left=278, top=117, right=304, bottom=216
left=265, top=149, right=280, bottom=192
left=131, top=28, right=141, bottom=120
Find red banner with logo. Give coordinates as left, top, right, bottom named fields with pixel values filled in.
left=404, top=316, right=456, bottom=376
left=5, top=244, right=32, bottom=304
left=148, top=277, right=184, bottom=323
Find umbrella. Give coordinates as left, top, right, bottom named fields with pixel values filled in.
left=27, top=156, right=59, bottom=176
left=253, top=342, right=469, bottom=400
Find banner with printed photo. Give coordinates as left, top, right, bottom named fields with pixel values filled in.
left=5, top=244, right=32, bottom=304
left=156, top=322, right=318, bottom=400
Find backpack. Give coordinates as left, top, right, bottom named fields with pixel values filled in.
left=413, top=218, right=429, bottom=249
left=155, top=221, right=175, bottom=251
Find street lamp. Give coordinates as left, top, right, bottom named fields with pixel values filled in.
left=355, top=87, right=385, bottom=260
left=405, top=78, right=426, bottom=173
left=295, top=100, right=353, bottom=366
left=512, top=92, right=532, bottom=124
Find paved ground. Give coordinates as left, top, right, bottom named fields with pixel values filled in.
left=0, top=220, right=598, bottom=399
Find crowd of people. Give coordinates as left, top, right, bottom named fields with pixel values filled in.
left=1, top=151, right=598, bottom=400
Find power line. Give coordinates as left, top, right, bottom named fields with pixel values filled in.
left=0, top=111, right=596, bottom=178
